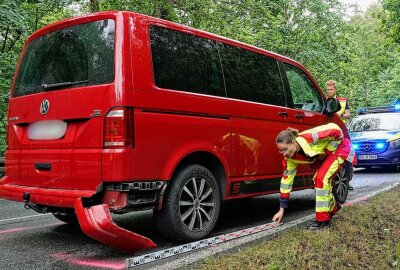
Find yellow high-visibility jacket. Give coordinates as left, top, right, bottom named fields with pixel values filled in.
left=279, top=123, right=356, bottom=208
left=337, top=97, right=349, bottom=123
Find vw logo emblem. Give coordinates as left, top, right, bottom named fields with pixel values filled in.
left=40, top=99, right=49, bottom=115
left=363, top=144, right=371, bottom=152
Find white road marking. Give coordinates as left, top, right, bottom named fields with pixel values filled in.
left=0, top=213, right=52, bottom=223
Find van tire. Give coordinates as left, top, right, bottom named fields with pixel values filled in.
left=154, top=164, right=221, bottom=242
left=53, top=212, right=79, bottom=226
left=332, top=161, right=352, bottom=204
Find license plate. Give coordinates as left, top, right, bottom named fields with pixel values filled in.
left=28, top=120, right=67, bottom=140
left=358, top=155, right=377, bottom=160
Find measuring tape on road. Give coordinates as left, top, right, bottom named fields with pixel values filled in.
left=125, top=222, right=280, bottom=268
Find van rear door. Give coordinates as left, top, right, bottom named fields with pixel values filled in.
left=6, top=19, right=116, bottom=191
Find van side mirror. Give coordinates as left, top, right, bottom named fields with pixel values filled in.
left=325, top=98, right=341, bottom=116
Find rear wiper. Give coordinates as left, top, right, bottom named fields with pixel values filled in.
left=41, top=80, right=88, bottom=90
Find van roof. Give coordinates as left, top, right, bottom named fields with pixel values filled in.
left=23, top=11, right=320, bottom=94
left=28, top=11, right=304, bottom=67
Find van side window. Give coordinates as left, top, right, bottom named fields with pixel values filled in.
left=283, top=63, right=323, bottom=113
left=150, top=25, right=225, bottom=97
left=218, top=43, right=285, bottom=106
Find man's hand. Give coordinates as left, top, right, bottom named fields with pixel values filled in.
left=272, top=207, right=285, bottom=224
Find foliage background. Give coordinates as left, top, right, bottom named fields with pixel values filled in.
left=0, top=0, right=399, bottom=155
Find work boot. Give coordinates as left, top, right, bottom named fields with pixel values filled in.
left=307, top=220, right=332, bottom=230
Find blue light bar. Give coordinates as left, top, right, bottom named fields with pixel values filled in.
left=376, top=143, right=385, bottom=149
left=352, top=144, right=360, bottom=150
left=358, top=108, right=366, bottom=114
left=358, top=106, right=397, bottom=114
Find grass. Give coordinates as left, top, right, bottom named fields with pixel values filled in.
left=191, top=187, right=400, bottom=270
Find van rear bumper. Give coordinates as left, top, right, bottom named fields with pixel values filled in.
left=0, top=176, right=96, bottom=208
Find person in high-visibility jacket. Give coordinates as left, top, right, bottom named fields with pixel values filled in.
left=272, top=123, right=357, bottom=230
left=326, top=80, right=350, bottom=124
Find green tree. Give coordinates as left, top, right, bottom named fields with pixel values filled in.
left=0, top=1, right=30, bottom=154
left=0, top=0, right=77, bottom=155
left=96, top=0, right=178, bottom=21
left=1, top=0, right=400, bottom=157
left=382, top=0, right=400, bottom=43
left=340, top=3, right=400, bottom=110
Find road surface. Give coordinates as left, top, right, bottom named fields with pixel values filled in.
left=0, top=167, right=399, bottom=270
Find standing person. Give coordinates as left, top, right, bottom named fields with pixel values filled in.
left=326, top=80, right=354, bottom=190
left=272, top=123, right=356, bottom=230
left=325, top=80, right=351, bottom=124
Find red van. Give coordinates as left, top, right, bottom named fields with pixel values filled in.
left=0, top=11, right=352, bottom=252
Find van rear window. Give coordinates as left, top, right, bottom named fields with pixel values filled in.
left=12, top=19, right=115, bottom=97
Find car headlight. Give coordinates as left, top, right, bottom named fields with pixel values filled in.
left=388, top=139, right=400, bottom=149
left=352, top=144, right=360, bottom=150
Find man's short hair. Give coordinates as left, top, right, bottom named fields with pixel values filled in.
left=325, top=80, right=336, bottom=88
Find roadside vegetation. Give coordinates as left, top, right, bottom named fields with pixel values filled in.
left=194, top=187, right=400, bottom=270
left=1, top=0, right=400, bottom=156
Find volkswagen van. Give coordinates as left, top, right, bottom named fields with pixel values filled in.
left=0, top=11, right=352, bottom=252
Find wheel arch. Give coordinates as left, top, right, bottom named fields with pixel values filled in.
left=170, top=151, right=227, bottom=200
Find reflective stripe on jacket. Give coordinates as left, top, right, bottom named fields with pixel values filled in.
left=337, top=97, right=348, bottom=123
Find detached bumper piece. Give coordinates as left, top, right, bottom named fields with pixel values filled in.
left=74, top=198, right=157, bottom=253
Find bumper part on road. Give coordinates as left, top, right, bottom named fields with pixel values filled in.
left=74, top=198, right=157, bottom=253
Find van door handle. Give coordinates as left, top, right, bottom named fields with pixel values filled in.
left=295, top=114, right=304, bottom=120
left=35, top=163, right=51, bottom=171
left=278, top=112, right=288, bottom=117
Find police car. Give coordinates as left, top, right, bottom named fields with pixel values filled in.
left=349, top=104, right=400, bottom=169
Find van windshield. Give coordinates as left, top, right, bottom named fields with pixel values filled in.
left=13, top=19, right=115, bottom=97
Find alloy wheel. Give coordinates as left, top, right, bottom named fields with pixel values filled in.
left=179, top=177, right=215, bottom=232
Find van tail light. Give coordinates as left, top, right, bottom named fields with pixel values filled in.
left=104, top=107, right=133, bottom=148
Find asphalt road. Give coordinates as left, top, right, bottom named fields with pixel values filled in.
left=0, top=167, right=399, bottom=270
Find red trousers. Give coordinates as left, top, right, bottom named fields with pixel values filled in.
left=313, top=154, right=345, bottom=221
